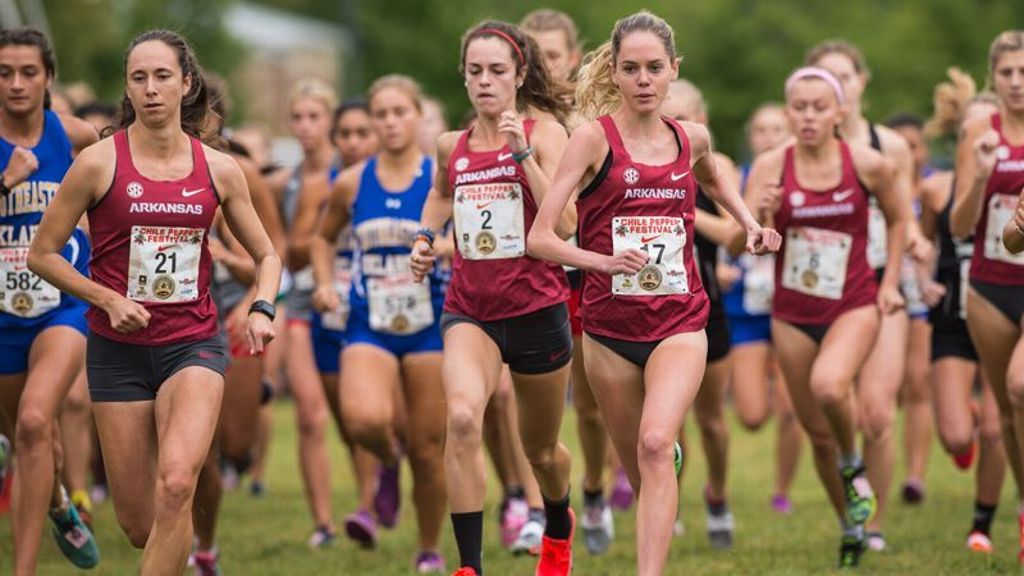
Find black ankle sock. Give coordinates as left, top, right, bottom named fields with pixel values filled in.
left=583, top=488, right=603, bottom=507
left=706, top=492, right=728, bottom=516
left=543, top=493, right=572, bottom=540
left=451, top=511, right=483, bottom=574
left=973, top=501, right=997, bottom=535
left=505, top=485, right=525, bottom=500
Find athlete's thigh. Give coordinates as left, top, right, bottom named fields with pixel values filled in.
left=510, top=362, right=571, bottom=450
left=286, top=323, right=324, bottom=405
left=729, top=343, right=771, bottom=407
left=442, top=323, right=503, bottom=419
left=570, top=336, right=599, bottom=413
left=340, top=343, right=401, bottom=423
left=857, top=310, right=908, bottom=405
left=695, top=356, right=729, bottom=417
left=581, top=335, right=645, bottom=450
left=931, top=357, right=976, bottom=430
left=220, top=355, right=264, bottom=455
left=814, top=307, right=881, bottom=391
left=154, top=366, right=226, bottom=477
left=644, top=332, right=707, bottom=434
left=771, top=319, right=829, bottom=434
left=21, top=326, right=86, bottom=420
left=0, top=373, right=27, bottom=439
left=966, top=289, right=1019, bottom=403
left=400, top=352, right=446, bottom=440
left=93, top=400, right=158, bottom=526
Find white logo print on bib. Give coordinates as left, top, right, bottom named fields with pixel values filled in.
left=367, top=274, right=433, bottom=335
left=984, top=194, right=1024, bottom=266
left=611, top=216, right=689, bottom=296
left=321, top=257, right=353, bottom=331
left=0, top=247, right=60, bottom=317
left=454, top=183, right=525, bottom=260
left=127, top=225, right=204, bottom=303
left=782, top=226, right=852, bottom=300
left=866, top=200, right=887, bottom=269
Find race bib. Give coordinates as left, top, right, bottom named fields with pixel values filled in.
left=611, top=216, right=689, bottom=296
left=0, top=247, right=60, bottom=317
left=320, top=257, right=352, bottom=331
left=367, top=274, right=433, bottom=335
left=984, top=194, right=1024, bottom=266
left=454, top=183, right=525, bottom=260
left=127, top=226, right=204, bottom=303
left=742, top=252, right=775, bottom=315
left=866, top=200, right=887, bottom=269
left=781, top=227, right=852, bottom=300
left=959, top=259, right=970, bottom=321
left=899, top=256, right=927, bottom=315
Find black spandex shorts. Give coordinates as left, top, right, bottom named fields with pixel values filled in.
left=930, top=319, right=978, bottom=362
left=440, top=302, right=572, bottom=375
left=789, top=321, right=830, bottom=345
left=970, top=280, right=1024, bottom=326
left=87, top=333, right=229, bottom=402
left=706, top=301, right=731, bottom=364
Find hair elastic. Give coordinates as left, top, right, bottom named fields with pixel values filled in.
left=474, top=28, right=525, bottom=66
left=784, top=67, right=846, bottom=105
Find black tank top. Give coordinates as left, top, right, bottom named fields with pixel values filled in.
left=933, top=183, right=973, bottom=319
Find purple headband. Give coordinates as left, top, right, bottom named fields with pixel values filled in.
left=784, top=67, right=845, bottom=105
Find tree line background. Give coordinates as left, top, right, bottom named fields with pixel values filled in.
left=43, top=0, right=1024, bottom=163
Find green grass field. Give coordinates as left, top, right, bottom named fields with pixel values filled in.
left=1, top=401, right=1020, bottom=575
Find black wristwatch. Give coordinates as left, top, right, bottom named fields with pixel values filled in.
left=248, top=299, right=276, bottom=321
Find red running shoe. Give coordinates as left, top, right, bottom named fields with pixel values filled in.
left=952, top=439, right=976, bottom=471
left=450, top=568, right=478, bottom=576
left=535, top=508, right=575, bottom=576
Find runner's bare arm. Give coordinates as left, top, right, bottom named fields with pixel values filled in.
left=58, top=113, right=100, bottom=155
left=514, top=118, right=575, bottom=238
left=239, top=155, right=287, bottom=259
left=212, top=151, right=282, bottom=308
left=528, top=121, right=646, bottom=275
left=311, top=163, right=360, bottom=310
left=410, top=132, right=459, bottom=281
left=951, top=116, right=998, bottom=239
left=688, top=122, right=780, bottom=256
left=286, top=172, right=329, bottom=271
left=856, top=146, right=906, bottom=312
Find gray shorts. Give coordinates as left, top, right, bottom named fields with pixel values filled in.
left=87, top=333, right=228, bottom=402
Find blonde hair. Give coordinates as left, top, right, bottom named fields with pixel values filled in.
left=575, top=11, right=676, bottom=120
left=520, top=9, right=581, bottom=52
left=987, top=30, right=1024, bottom=90
left=367, top=74, right=423, bottom=112
left=668, top=79, right=706, bottom=117
left=289, top=78, right=338, bottom=113
left=805, top=40, right=869, bottom=76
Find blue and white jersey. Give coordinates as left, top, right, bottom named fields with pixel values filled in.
left=0, top=110, right=89, bottom=326
left=350, top=155, right=444, bottom=335
left=722, top=163, right=773, bottom=320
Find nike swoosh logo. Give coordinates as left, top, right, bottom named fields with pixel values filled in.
left=548, top=348, right=569, bottom=362
left=833, top=189, right=854, bottom=202
left=182, top=188, right=205, bottom=197
left=476, top=201, right=494, bottom=209
left=670, top=171, right=689, bottom=182
left=497, top=153, right=514, bottom=162
left=641, top=235, right=661, bottom=244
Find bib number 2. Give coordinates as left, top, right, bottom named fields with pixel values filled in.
left=453, top=183, right=526, bottom=260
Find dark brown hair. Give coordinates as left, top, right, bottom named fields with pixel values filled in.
left=108, top=30, right=214, bottom=141
left=0, top=27, right=56, bottom=109
left=460, top=20, right=571, bottom=125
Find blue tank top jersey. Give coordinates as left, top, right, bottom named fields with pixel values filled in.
left=0, top=110, right=90, bottom=327
left=350, top=156, right=444, bottom=311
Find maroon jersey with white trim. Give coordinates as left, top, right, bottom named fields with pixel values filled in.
left=969, top=113, right=1024, bottom=286
left=87, top=130, right=219, bottom=344
left=772, top=142, right=876, bottom=325
left=444, top=119, right=570, bottom=321
left=576, top=115, right=708, bottom=342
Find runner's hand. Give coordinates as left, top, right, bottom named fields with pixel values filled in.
left=756, top=183, right=783, bottom=217
left=410, top=238, right=436, bottom=282
left=1014, top=187, right=1024, bottom=231
left=498, top=111, right=528, bottom=154
left=906, top=233, right=934, bottom=263
left=208, top=237, right=230, bottom=263
left=600, top=249, right=648, bottom=276
left=245, top=311, right=276, bottom=355
left=104, top=294, right=151, bottom=333
left=312, top=283, right=339, bottom=313
left=974, top=129, right=1000, bottom=180
left=877, top=283, right=905, bottom=315
left=3, top=146, right=39, bottom=188
left=747, top=225, right=782, bottom=255
left=919, top=279, right=947, bottom=308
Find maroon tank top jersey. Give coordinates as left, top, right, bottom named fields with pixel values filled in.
left=445, top=118, right=570, bottom=321
left=576, top=115, right=709, bottom=342
left=772, top=142, right=877, bottom=325
left=87, top=130, right=220, bottom=344
left=969, top=113, right=1024, bottom=286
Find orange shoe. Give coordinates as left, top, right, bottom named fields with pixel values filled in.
left=535, top=507, right=575, bottom=576
left=451, top=568, right=478, bottom=576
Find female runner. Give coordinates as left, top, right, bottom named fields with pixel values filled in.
left=529, top=12, right=778, bottom=574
